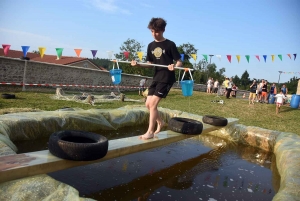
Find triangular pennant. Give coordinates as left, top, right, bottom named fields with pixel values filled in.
left=226, top=55, right=231, bottom=63
left=245, top=55, right=250, bottom=63
left=55, top=48, right=63, bottom=60
left=191, top=53, right=197, bottom=61
left=38, top=47, right=46, bottom=58
left=271, top=55, right=275, bottom=62
left=180, top=53, right=184, bottom=61
left=236, top=55, right=240, bottom=63
left=21, top=46, right=30, bottom=57
left=74, top=49, right=82, bottom=57
left=278, top=54, right=282, bottom=61
left=293, top=53, right=297, bottom=60
left=124, top=51, right=130, bottom=59
left=202, top=54, right=208, bottom=61
left=216, top=55, right=221, bottom=61
left=255, top=55, right=260, bottom=61
left=2, top=44, right=11, bottom=56
left=263, top=55, right=267, bottom=62
left=91, top=50, right=97, bottom=58
left=137, top=51, right=143, bottom=61
left=107, top=51, right=113, bottom=59
left=287, top=54, right=291, bottom=59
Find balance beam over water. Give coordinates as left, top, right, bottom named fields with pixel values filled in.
left=0, top=118, right=238, bottom=184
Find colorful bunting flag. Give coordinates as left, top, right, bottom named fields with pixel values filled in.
left=21, top=46, right=30, bottom=57
left=294, top=53, right=297, bottom=60
left=137, top=51, right=143, bottom=61
left=74, top=49, right=82, bottom=57
left=278, top=54, right=282, bottom=61
left=124, top=51, right=130, bottom=59
left=55, top=48, right=63, bottom=60
left=271, top=55, right=275, bottom=62
left=287, top=54, right=291, bottom=59
left=255, top=55, right=260, bottom=61
left=236, top=55, right=240, bottom=63
left=2, top=44, right=11, bottom=56
left=107, top=51, right=113, bottom=59
left=226, top=55, right=231, bottom=63
left=263, top=55, right=267, bottom=62
left=245, top=55, right=250, bottom=63
left=216, top=55, right=221, bottom=61
left=202, top=54, right=208, bottom=62
left=91, top=50, right=97, bottom=58
left=38, top=47, right=46, bottom=58
left=180, top=53, right=184, bottom=61
left=191, top=53, right=197, bottom=61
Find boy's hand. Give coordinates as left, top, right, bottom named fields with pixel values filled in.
left=131, top=60, right=138, bottom=66
left=168, top=64, right=175, bottom=71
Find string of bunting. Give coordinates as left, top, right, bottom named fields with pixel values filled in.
left=1, top=44, right=297, bottom=62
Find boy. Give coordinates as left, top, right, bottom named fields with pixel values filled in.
left=274, top=90, right=286, bottom=114
left=249, top=80, right=257, bottom=104
left=131, top=17, right=182, bottom=140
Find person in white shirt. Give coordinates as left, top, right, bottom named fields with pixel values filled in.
left=274, top=90, right=286, bottom=114
left=207, top=77, right=212, bottom=93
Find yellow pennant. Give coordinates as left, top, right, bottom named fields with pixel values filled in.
left=38, top=47, right=46, bottom=58
left=236, top=55, right=241, bottom=63
left=271, top=55, right=275, bottom=62
left=191, top=54, right=197, bottom=61
left=137, top=52, right=143, bottom=61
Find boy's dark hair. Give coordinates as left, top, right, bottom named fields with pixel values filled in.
left=147, top=18, right=167, bottom=31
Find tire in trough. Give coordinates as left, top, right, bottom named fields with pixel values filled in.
left=48, top=130, right=108, bottom=161
left=202, top=115, right=228, bottom=126
left=1, top=94, right=16, bottom=99
left=168, top=117, right=203, bottom=135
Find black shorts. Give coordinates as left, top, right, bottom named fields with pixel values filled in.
left=148, top=81, right=173, bottom=98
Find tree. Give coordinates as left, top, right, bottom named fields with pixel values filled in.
left=232, top=75, right=241, bottom=86
left=115, top=38, right=153, bottom=76
left=32, top=50, right=40, bottom=54
left=240, top=70, right=251, bottom=90
left=89, top=58, right=111, bottom=70
left=286, top=76, right=299, bottom=94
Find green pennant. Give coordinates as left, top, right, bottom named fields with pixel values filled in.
left=55, top=48, right=63, bottom=60
left=278, top=54, right=282, bottom=61
left=202, top=54, right=208, bottom=61
left=245, top=55, right=250, bottom=63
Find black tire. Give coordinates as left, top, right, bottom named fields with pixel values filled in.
left=168, top=117, right=203, bottom=135
left=48, top=130, right=108, bottom=161
left=202, top=115, right=228, bottom=126
left=1, top=93, right=15, bottom=99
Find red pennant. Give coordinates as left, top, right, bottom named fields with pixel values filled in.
left=124, top=51, right=130, bottom=59
left=2, top=44, right=11, bottom=56
left=287, top=54, right=291, bottom=59
left=226, top=55, right=231, bottom=63
left=255, top=55, right=260, bottom=61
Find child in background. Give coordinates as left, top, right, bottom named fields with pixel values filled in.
left=274, top=90, right=286, bottom=114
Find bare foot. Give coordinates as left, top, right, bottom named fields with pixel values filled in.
left=154, top=121, right=165, bottom=134
left=139, top=132, right=154, bottom=140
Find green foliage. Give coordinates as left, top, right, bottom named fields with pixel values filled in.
left=240, top=70, right=251, bottom=90
left=89, top=58, right=112, bottom=70
left=285, top=76, right=299, bottom=94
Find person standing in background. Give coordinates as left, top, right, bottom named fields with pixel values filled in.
left=139, top=78, right=147, bottom=96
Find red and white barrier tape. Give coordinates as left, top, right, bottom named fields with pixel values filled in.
left=0, top=82, right=140, bottom=89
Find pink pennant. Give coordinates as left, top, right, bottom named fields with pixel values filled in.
left=287, top=54, right=291, bottom=59
left=255, top=55, right=260, bottom=61
left=226, top=55, right=231, bottom=63
left=124, top=51, right=130, bottom=59
left=2, top=44, right=11, bottom=56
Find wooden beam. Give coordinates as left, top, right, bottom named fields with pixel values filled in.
left=0, top=118, right=238, bottom=184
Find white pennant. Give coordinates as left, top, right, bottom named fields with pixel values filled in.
left=216, top=55, right=221, bottom=61
left=107, top=51, right=113, bottom=59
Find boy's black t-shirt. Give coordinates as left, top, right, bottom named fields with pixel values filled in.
left=146, top=39, right=181, bottom=84
left=262, top=84, right=268, bottom=92
left=250, top=83, right=257, bottom=93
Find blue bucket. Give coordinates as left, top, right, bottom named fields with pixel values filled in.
left=268, top=94, right=275, bottom=104
left=109, top=69, right=122, bottom=85
left=290, top=94, right=300, bottom=108
left=180, top=80, right=194, bottom=97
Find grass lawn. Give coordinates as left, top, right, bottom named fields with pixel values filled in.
left=0, top=89, right=299, bottom=135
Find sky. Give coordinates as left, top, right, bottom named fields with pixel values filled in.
left=0, top=0, right=299, bottom=83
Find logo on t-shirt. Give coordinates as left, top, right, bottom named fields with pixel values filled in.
left=152, top=47, right=165, bottom=59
